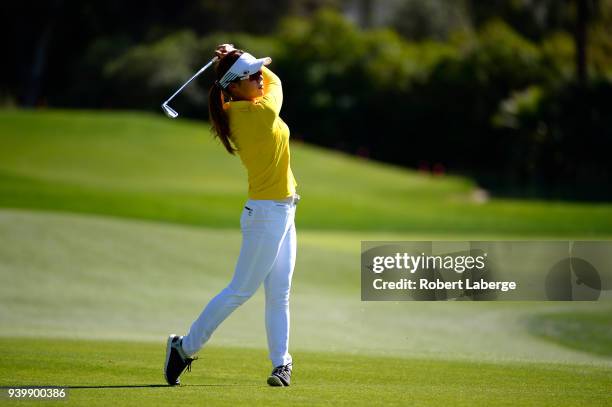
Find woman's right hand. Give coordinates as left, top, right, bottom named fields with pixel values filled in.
left=215, top=44, right=235, bottom=59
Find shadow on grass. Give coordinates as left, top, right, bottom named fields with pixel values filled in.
left=0, top=384, right=258, bottom=390
left=66, top=384, right=258, bottom=389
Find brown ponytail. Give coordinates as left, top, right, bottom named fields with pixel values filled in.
left=208, top=50, right=243, bottom=155
left=208, top=84, right=234, bottom=154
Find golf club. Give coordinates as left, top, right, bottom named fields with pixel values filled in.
left=161, top=56, right=218, bottom=119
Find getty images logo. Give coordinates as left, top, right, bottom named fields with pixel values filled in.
left=361, top=241, right=612, bottom=301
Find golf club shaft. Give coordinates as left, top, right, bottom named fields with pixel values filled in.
left=163, top=56, right=218, bottom=105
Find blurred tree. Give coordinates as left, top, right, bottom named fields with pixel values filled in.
left=22, top=0, right=63, bottom=107
left=494, top=81, right=612, bottom=199
left=2, top=0, right=337, bottom=107
left=390, top=0, right=471, bottom=41
left=466, top=0, right=572, bottom=40
left=588, top=0, right=612, bottom=78
left=3, top=0, right=195, bottom=106
left=184, top=0, right=292, bottom=34
left=574, top=0, right=594, bottom=84
left=464, top=0, right=606, bottom=84
left=358, top=0, right=374, bottom=28
left=576, top=1, right=586, bottom=82
left=289, top=0, right=344, bottom=16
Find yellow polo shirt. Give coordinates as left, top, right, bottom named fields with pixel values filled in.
left=225, top=67, right=297, bottom=200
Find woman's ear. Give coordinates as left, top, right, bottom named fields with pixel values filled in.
left=226, top=82, right=243, bottom=100
left=227, top=83, right=240, bottom=98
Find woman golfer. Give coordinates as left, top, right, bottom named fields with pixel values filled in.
left=164, top=44, right=298, bottom=387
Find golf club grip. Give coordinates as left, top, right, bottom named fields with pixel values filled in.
left=163, top=56, right=219, bottom=104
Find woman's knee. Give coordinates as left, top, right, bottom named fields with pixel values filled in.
left=265, top=290, right=290, bottom=308
left=222, top=286, right=257, bottom=307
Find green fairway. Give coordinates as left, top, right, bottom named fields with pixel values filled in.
left=1, top=109, right=612, bottom=235
left=0, top=338, right=610, bottom=407
left=528, top=310, right=612, bottom=357
left=1, top=208, right=611, bottom=365
left=1, top=109, right=611, bottom=406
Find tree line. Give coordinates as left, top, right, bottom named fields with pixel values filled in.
left=3, top=1, right=611, bottom=199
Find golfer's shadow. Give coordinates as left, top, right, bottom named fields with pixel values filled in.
left=67, top=384, right=167, bottom=389
left=67, top=383, right=252, bottom=389
left=5, top=383, right=255, bottom=390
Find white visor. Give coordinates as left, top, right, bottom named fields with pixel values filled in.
left=217, top=52, right=271, bottom=89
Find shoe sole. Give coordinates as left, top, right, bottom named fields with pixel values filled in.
left=164, top=334, right=179, bottom=386
left=267, top=375, right=287, bottom=387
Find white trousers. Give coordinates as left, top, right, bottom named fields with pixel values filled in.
left=182, top=198, right=297, bottom=367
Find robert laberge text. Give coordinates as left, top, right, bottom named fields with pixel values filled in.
left=373, top=278, right=517, bottom=292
